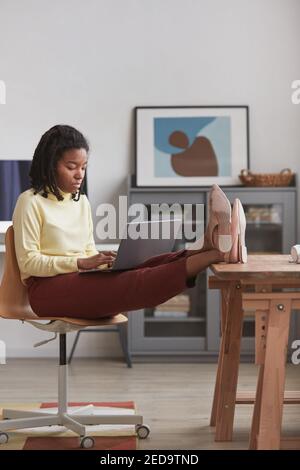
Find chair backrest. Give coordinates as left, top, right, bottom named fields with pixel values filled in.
left=0, top=226, right=38, bottom=319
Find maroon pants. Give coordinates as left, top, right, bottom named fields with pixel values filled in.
left=26, top=249, right=196, bottom=319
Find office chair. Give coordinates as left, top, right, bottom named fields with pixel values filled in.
left=0, top=226, right=150, bottom=448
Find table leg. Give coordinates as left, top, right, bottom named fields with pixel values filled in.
left=215, top=281, right=243, bottom=441
left=255, top=299, right=291, bottom=450
left=254, top=285, right=271, bottom=365
left=250, top=289, right=270, bottom=449
left=210, top=288, right=227, bottom=426
left=249, top=364, right=264, bottom=449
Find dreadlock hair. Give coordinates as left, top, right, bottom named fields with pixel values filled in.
left=30, top=124, right=89, bottom=202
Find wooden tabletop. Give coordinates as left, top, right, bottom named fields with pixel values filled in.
left=211, top=254, right=300, bottom=280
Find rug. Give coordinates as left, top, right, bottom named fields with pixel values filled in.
left=0, top=402, right=137, bottom=450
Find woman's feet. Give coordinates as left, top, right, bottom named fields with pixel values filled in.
left=224, top=198, right=247, bottom=263
left=187, top=185, right=247, bottom=264
left=206, top=184, right=232, bottom=253
left=186, top=185, right=231, bottom=253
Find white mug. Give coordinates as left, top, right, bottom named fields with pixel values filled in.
left=291, top=245, right=300, bottom=263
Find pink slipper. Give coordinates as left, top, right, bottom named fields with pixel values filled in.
left=206, top=184, right=232, bottom=252
left=225, top=198, right=247, bottom=263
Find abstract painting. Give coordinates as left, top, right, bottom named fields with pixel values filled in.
left=135, top=106, right=249, bottom=186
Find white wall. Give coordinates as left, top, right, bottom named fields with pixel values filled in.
left=0, top=0, right=299, bottom=357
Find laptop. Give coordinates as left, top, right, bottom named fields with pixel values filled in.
left=79, top=219, right=182, bottom=274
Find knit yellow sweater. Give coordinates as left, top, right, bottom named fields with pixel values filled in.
left=12, top=189, right=98, bottom=283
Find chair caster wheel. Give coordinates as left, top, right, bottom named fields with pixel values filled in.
left=135, top=424, right=150, bottom=439
left=80, top=436, right=95, bottom=449
left=0, top=432, right=9, bottom=444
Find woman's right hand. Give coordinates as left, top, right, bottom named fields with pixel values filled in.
left=77, top=252, right=116, bottom=270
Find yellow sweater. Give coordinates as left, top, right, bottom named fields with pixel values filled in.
left=12, top=189, right=98, bottom=283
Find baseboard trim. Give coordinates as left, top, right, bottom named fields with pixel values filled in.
left=131, top=353, right=255, bottom=363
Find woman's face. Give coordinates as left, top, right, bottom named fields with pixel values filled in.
left=56, top=148, right=88, bottom=194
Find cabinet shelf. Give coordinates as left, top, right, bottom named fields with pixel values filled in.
left=246, top=223, right=281, bottom=231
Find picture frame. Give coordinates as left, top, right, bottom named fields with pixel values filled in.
left=135, top=106, right=249, bottom=187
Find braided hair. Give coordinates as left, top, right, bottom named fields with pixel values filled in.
left=30, top=124, right=89, bottom=201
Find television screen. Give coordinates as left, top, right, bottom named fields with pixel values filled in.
left=0, top=159, right=88, bottom=224
left=0, top=160, right=32, bottom=221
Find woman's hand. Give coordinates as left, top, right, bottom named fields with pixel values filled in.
left=77, top=251, right=117, bottom=270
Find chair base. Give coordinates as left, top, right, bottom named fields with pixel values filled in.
left=0, top=334, right=150, bottom=448
left=0, top=404, right=144, bottom=444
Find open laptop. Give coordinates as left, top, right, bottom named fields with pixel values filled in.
left=79, top=219, right=182, bottom=274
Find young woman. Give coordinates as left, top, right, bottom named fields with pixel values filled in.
left=12, top=125, right=246, bottom=319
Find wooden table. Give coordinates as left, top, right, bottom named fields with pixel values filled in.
left=209, top=255, right=300, bottom=450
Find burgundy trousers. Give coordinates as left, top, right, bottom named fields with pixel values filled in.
left=26, top=249, right=196, bottom=319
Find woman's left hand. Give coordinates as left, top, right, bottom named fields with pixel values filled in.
left=100, top=250, right=117, bottom=259
left=99, top=250, right=117, bottom=267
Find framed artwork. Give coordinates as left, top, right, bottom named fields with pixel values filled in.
left=135, top=106, right=249, bottom=187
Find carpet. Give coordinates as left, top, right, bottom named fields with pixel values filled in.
left=0, top=402, right=137, bottom=450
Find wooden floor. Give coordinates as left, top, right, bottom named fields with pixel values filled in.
left=0, top=359, right=300, bottom=450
